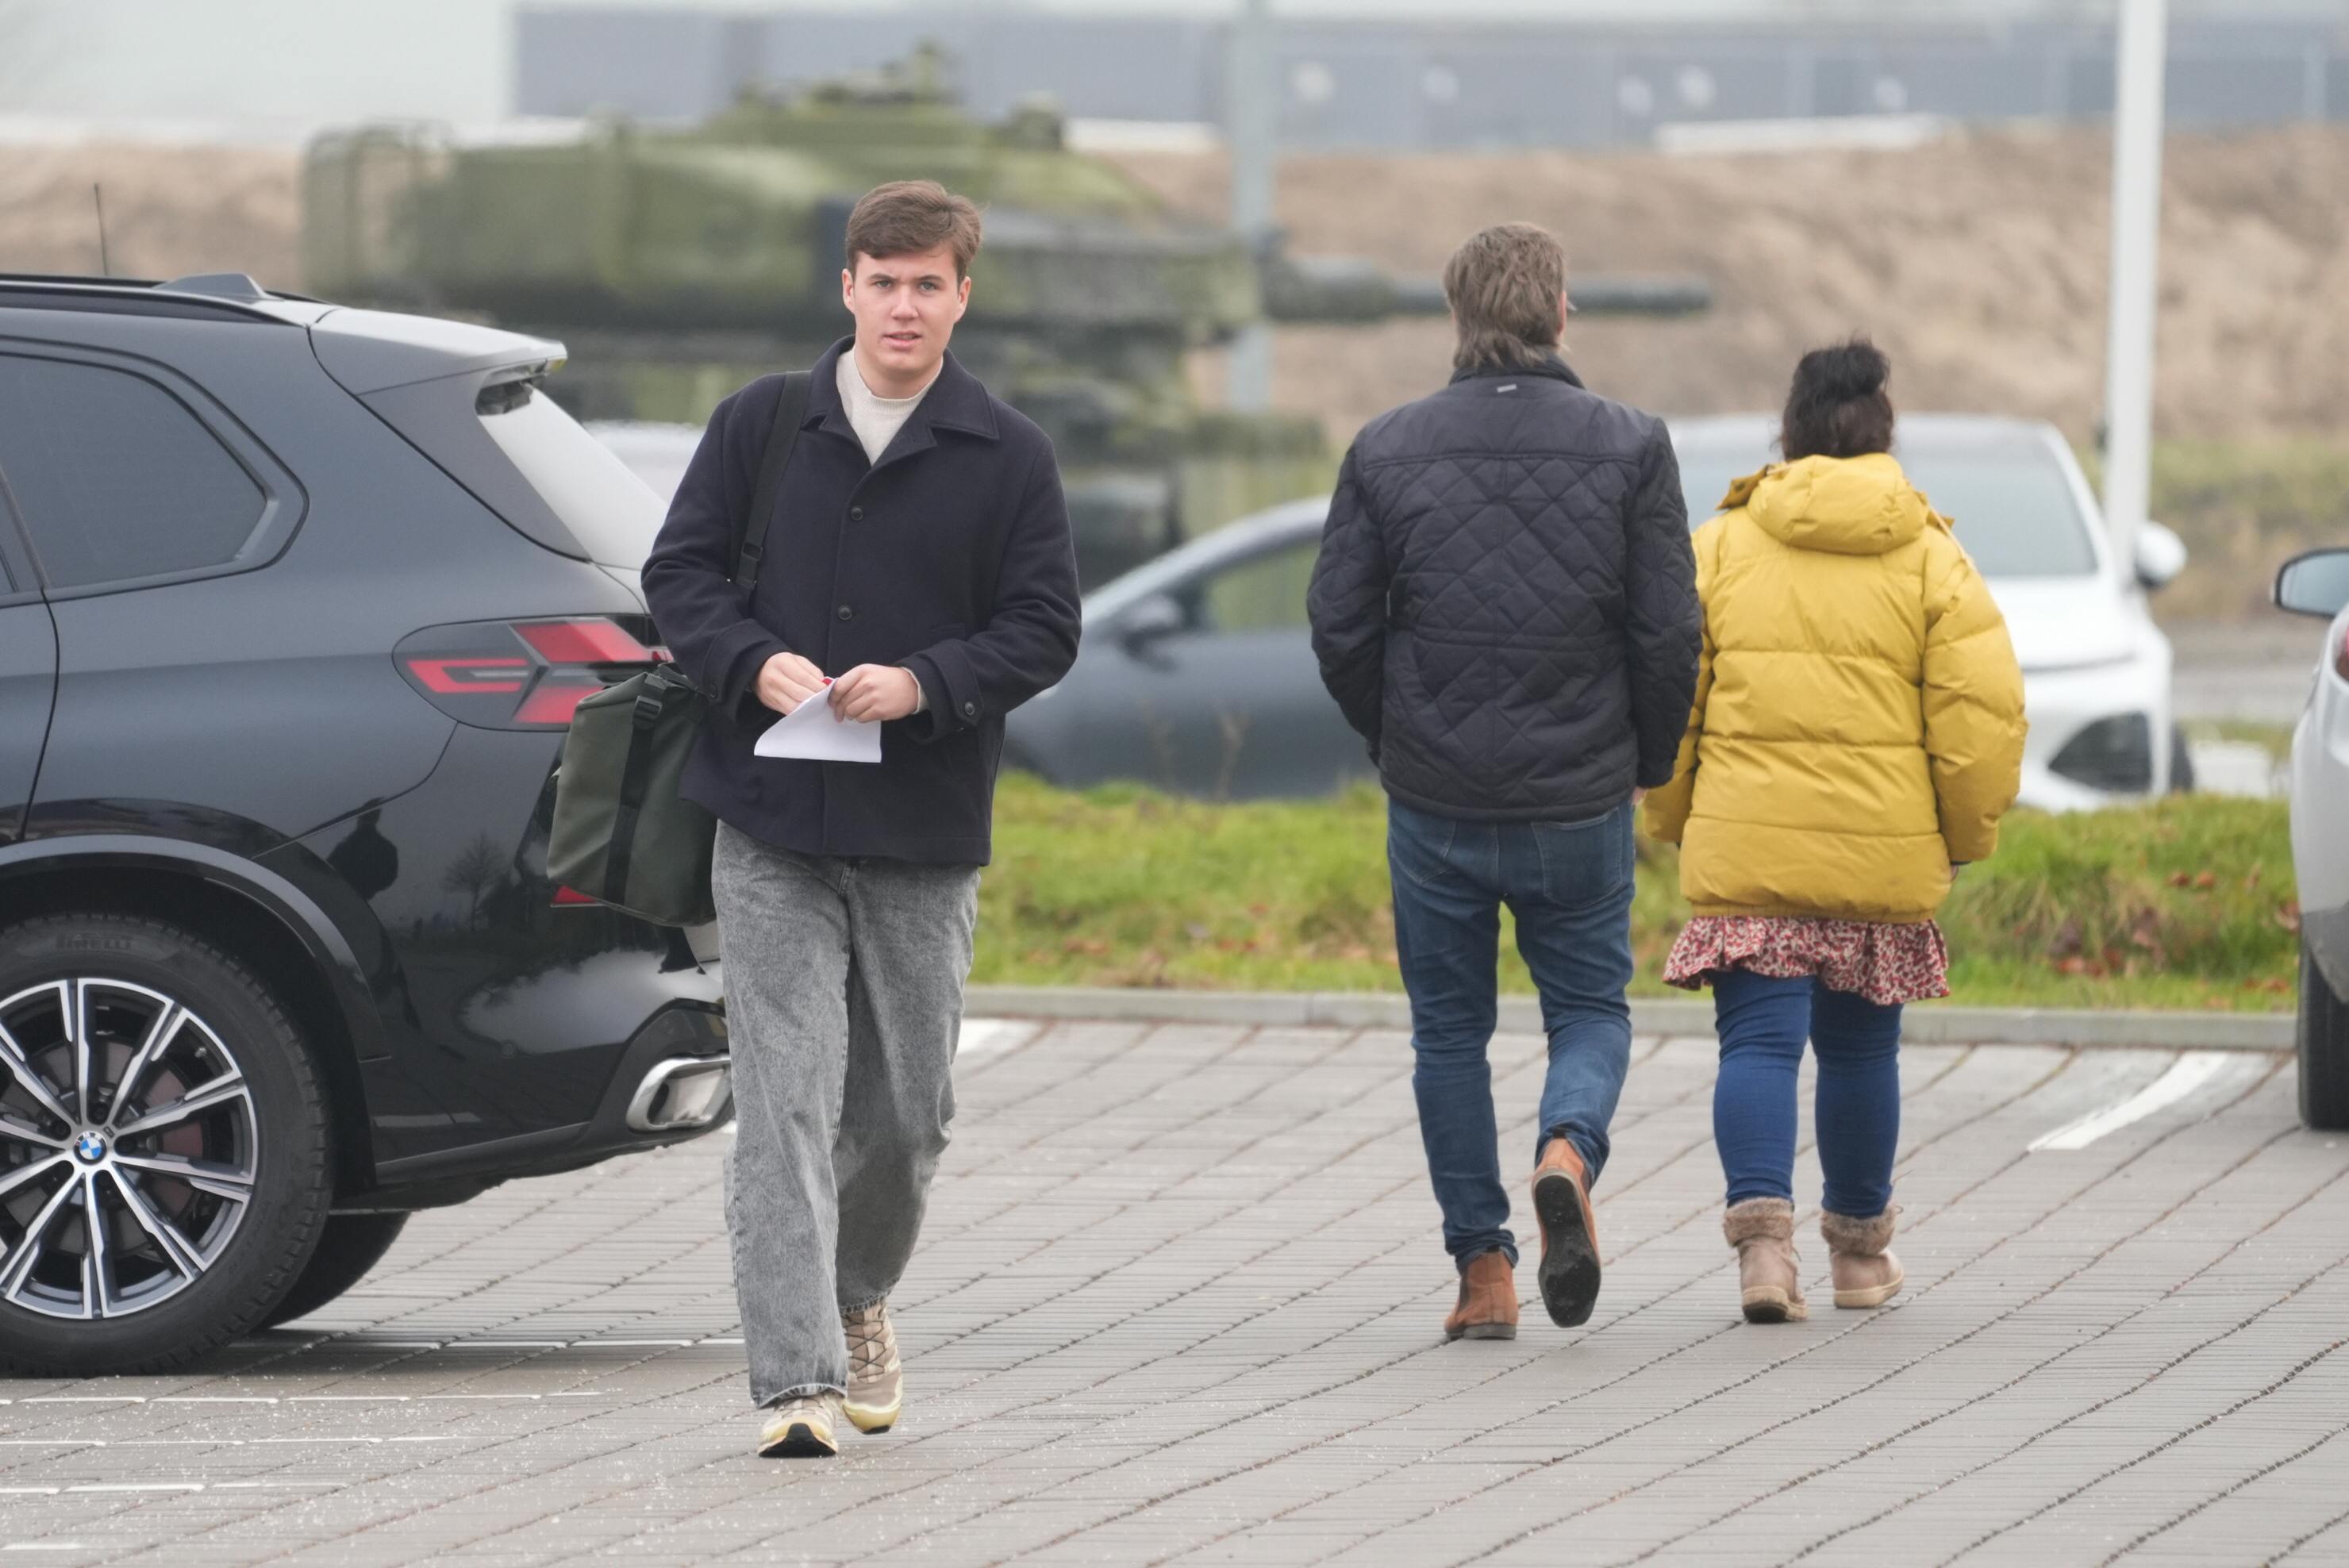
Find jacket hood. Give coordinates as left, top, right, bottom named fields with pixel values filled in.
left=1728, top=452, right=1937, bottom=558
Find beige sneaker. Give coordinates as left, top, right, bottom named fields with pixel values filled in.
left=756, top=1392, right=843, bottom=1458
left=842, top=1301, right=903, bottom=1434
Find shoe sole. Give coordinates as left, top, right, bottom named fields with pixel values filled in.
left=1741, top=1288, right=1809, bottom=1324
left=1834, top=1271, right=1905, bottom=1310
left=1532, top=1170, right=1601, bottom=1328
left=1445, top=1323, right=1517, bottom=1342
left=843, top=1399, right=899, bottom=1433
left=756, top=1420, right=839, bottom=1458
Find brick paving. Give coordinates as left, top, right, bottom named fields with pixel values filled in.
left=0, top=1020, right=2343, bottom=1566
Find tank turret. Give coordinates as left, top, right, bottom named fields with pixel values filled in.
left=302, top=48, right=1709, bottom=585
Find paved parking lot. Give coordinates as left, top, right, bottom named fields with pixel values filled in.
left=1, top=1017, right=2344, bottom=1566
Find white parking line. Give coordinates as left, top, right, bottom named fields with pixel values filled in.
left=2028, top=1051, right=2236, bottom=1151
left=577, top=1340, right=694, bottom=1348
left=959, top=1019, right=1036, bottom=1058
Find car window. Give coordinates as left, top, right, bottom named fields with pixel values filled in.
left=1673, top=434, right=2101, bottom=579
left=0, top=355, right=268, bottom=590
left=478, top=383, right=666, bottom=568
left=1191, top=540, right=1318, bottom=633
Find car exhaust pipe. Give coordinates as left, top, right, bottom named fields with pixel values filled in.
left=625, top=1056, right=732, bottom=1133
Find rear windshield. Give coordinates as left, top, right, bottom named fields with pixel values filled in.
left=478, top=384, right=667, bottom=568
left=1673, top=434, right=2101, bottom=579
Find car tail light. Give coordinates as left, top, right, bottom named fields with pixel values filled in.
left=394, top=616, right=665, bottom=730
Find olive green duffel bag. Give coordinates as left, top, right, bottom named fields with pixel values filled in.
left=547, top=370, right=808, bottom=927
left=548, top=665, right=718, bottom=926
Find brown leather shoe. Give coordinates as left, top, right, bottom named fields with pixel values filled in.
left=1531, top=1138, right=1601, bottom=1327
left=1724, top=1198, right=1808, bottom=1324
left=1443, top=1249, right=1519, bottom=1341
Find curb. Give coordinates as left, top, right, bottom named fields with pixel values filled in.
left=967, top=986, right=2294, bottom=1051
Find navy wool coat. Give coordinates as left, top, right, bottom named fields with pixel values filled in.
left=641, top=337, right=1081, bottom=865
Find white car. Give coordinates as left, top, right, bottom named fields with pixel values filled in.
left=2274, top=547, right=2349, bottom=1128
left=1669, top=415, right=2189, bottom=809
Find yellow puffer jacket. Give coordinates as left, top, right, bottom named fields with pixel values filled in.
left=1642, top=452, right=2027, bottom=924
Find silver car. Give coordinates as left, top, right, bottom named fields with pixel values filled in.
left=2276, top=547, right=2349, bottom=1128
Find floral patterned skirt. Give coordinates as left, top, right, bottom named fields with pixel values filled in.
left=1663, top=916, right=1951, bottom=1007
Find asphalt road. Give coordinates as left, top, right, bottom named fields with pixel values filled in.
left=0, top=1018, right=2343, bottom=1566
left=2170, top=619, right=2320, bottom=728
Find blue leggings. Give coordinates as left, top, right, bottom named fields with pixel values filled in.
left=1713, top=969, right=1901, bottom=1218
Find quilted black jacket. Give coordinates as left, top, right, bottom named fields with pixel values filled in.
left=1307, top=357, right=1701, bottom=823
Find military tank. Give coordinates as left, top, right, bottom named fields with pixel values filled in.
left=302, top=45, right=1708, bottom=586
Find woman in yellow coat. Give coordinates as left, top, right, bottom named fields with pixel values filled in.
left=1643, top=340, right=2026, bottom=1324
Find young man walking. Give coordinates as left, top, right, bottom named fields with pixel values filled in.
left=642, top=181, right=1080, bottom=1457
left=1307, top=222, right=1700, bottom=1340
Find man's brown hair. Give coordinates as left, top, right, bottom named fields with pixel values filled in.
left=1441, top=221, right=1567, bottom=373
left=844, top=179, right=984, bottom=277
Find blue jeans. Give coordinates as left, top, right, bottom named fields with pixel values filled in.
left=1713, top=969, right=1901, bottom=1218
left=1387, top=797, right=1636, bottom=1272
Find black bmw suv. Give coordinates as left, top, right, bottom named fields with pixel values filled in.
left=0, top=273, right=731, bottom=1376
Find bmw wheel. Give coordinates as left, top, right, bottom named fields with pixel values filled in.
left=0, top=913, right=331, bottom=1377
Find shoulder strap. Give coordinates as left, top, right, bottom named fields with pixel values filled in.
left=732, top=370, right=811, bottom=590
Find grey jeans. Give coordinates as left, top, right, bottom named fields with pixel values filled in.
left=711, top=821, right=980, bottom=1407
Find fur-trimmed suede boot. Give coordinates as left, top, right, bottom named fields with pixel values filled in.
left=1723, top=1198, right=1807, bottom=1324
left=1821, top=1209, right=1905, bottom=1309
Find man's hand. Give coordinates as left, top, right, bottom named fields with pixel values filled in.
left=755, top=651, right=828, bottom=715
left=829, top=664, right=923, bottom=724
left=1632, top=786, right=1650, bottom=806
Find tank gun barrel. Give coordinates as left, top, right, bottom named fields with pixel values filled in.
left=1259, top=255, right=1710, bottom=325
left=1568, top=276, right=1714, bottom=317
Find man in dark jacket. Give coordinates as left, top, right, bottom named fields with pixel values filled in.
left=1308, top=221, right=1699, bottom=1342
left=642, top=181, right=1079, bottom=1458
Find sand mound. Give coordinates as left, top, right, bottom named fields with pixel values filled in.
left=1109, top=124, right=2349, bottom=444
left=0, top=143, right=300, bottom=288
left=3, top=126, right=2344, bottom=448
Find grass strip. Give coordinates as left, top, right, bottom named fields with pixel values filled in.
left=976, top=777, right=2300, bottom=1013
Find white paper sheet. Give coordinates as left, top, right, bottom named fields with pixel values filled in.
left=753, top=690, right=882, bottom=763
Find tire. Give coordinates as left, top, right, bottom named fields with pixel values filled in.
left=2300, top=940, right=2349, bottom=1132
left=0, top=913, right=332, bottom=1377
left=2168, top=727, right=2197, bottom=794
left=260, top=1213, right=409, bottom=1328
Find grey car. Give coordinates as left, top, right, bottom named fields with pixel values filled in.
left=2275, top=546, right=2349, bottom=1128
left=1003, top=498, right=1372, bottom=799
